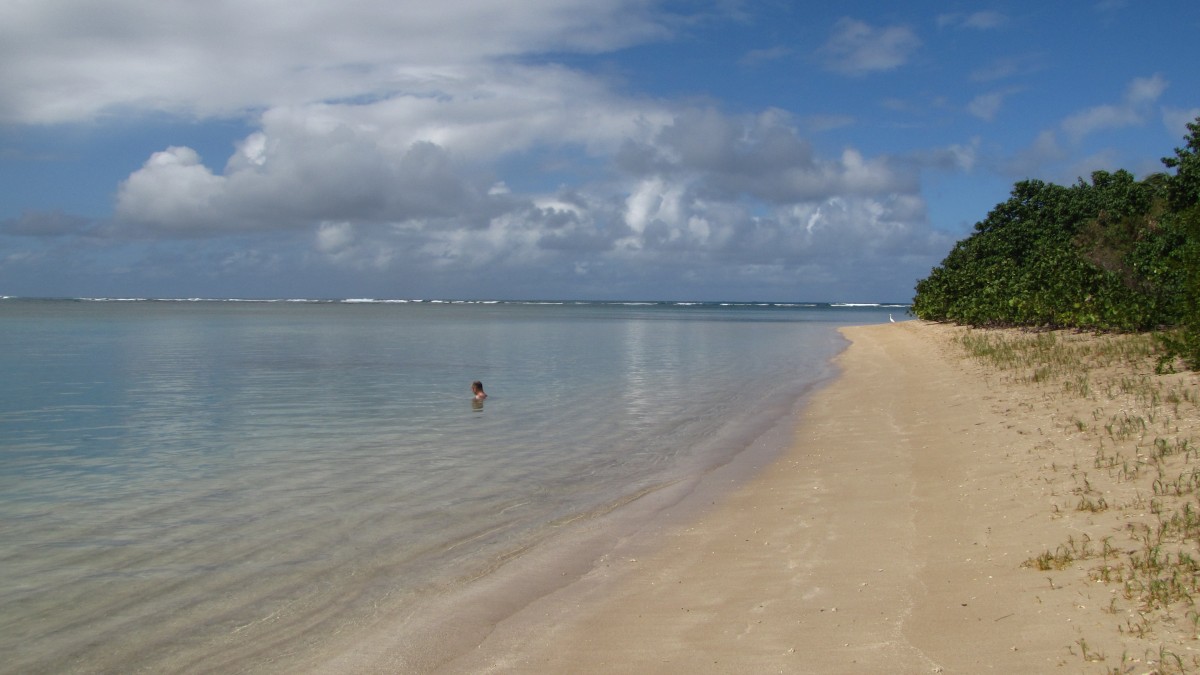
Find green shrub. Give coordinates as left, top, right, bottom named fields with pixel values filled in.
left=913, top=116, right=1200, bottom=371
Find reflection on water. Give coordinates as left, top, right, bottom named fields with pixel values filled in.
left=621, top=318, right=656, bottom=422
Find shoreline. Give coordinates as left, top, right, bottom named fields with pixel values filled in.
left=433, top=319, right=1023, bottom=673
left=1, top=304, right=866, bottom=675
left=304, top=333, right=843, bottom=674
left=319, top=320, right=1200, bottom=672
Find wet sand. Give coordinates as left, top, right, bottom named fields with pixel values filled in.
left=322, top=320, right=1200, bottom=673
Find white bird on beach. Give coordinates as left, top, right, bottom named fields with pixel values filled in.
left=889, top=314, right=895, bottom=323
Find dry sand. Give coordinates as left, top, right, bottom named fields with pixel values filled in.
left=328, top=320, right=1200, bottom=674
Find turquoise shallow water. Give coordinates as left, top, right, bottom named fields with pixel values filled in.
left=0, top=298, right=898, bottom=672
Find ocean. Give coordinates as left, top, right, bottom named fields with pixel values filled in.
left=0, top=297, right=900, bottom=672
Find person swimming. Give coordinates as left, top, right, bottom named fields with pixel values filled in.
left=471, top=380, right=487, bottom=401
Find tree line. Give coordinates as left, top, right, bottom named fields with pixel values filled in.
left=911, top=117, right=1200, bottom=369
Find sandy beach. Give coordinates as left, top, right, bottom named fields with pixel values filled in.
left=323, top=320, right=1200, bottom=674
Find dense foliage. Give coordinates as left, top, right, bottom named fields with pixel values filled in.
left=912, top=117, right=1200, bottom=368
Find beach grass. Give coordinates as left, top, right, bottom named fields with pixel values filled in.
left=954, top=326, right=1200, bottom=671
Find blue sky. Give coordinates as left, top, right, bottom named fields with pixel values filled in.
left=1, top=1, right=1197, bottom=302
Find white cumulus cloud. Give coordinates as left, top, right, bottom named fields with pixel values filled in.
left=1, top=0, right=965, bottom=301
left=0, top=0, right=674, bottom=124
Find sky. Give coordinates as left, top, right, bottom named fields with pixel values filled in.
left=1, top=1, right=1197, bottom=302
